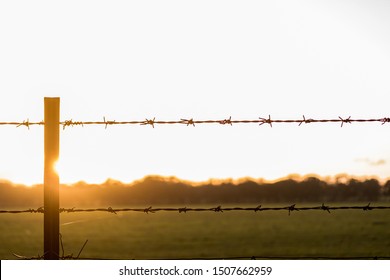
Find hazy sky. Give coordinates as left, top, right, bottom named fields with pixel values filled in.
left=0, top=0, right=389, bottom=185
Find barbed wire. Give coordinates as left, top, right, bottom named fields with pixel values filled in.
left=2, top=203, right=390, bottom=215
left=0, top=207, right=45, bottom=214
left=0, top=119, right=44, bottom=129
left=1, top=116, right=389, bottom=129
left=8, top=204, right=390, bottom=261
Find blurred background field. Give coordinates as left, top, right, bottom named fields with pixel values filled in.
left=1, top=203, right=389, bottom=260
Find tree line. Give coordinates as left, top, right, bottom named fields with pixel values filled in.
left=1, top=176, right=390, bottom=207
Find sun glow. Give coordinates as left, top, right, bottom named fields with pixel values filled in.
left=0, top=1, right=389, bottom=187
left=53, top=159, right=82, bottom=184
left=53, top=160, right=62, bottom=177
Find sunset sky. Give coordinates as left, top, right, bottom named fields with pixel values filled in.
left=0, top=0, right=389, bottom=185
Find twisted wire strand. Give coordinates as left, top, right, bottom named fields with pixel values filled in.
left=2, top=204, right=389, bottom=215
left=0, top=116, right=389, bottom=129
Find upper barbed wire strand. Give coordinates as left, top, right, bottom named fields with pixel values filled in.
left=0, top=116, right=389, bottom=129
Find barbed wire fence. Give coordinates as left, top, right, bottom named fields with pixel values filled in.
left=1, top=112, right=390, bottom=260
left=0, top=115, right=389, bottom=129
left=1, top=203, right=390, bottom=215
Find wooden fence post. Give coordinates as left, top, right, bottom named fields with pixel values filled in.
left=44, top=97, right=60, bottom=260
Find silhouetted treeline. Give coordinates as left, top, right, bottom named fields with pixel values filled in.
left=1, top=176, right=390, bottom=207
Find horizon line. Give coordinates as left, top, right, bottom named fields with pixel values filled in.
left=1, top=173, right=389, bottom=188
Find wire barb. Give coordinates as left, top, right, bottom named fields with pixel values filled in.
left=381, top=117, right=390, bottom=125
left=259, top=115, right=272, bottom=127
left=287, top=204, right=298, bottom=216
left=181, top=118, right=195, bottom=127
left=212, top=206, right=223, bottom=212
left=339, top=116, right=352, bottom=127
left=16, top=119, right=31, bottom=129
left=62, top=119, right=84, bottom=130
left=144, top=206, right=155, bottom=214
left=107, top=207, right=117, bottom=214
left=363, top=203, right=372, bottom=211
left=141, top=118, right=156, bottom=128
left=299, top=115, right=314, bottom=126
left=103, top=117, right=116, bottom=129
left=219, top=116, right=233, bottom=126
left=321, top=203, right=331, bottom=214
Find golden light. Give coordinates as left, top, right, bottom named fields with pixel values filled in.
left=53, top=159, right=62, bottom=177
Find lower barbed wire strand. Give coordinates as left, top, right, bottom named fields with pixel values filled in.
left=2, top=204, right=390, bottom=214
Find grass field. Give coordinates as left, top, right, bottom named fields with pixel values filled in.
left=1, top=204, right=390, bottom=259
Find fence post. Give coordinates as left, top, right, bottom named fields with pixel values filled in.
left=44, top=97, right=60, bottom=260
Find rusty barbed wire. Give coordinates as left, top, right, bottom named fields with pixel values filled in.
left=1, top=116, right=389, bottom=129
left=2, top=204, right=390, bottom=215
left=57, top=116, right=390, bottom=128
left=0, top=207, right=45, bottom=214
left=0, top=119, right=44, bottom=129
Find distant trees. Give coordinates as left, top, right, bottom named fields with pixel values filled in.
left=0, top=181, right=42, bottom=207
left=0, top=176, right=388, bottom=207
left=384, top=180, right=390, bottom=197
left=325, top=178, right=381, bottom=202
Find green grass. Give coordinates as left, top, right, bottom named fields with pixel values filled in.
left=1, top=204, right=390, bottom=259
